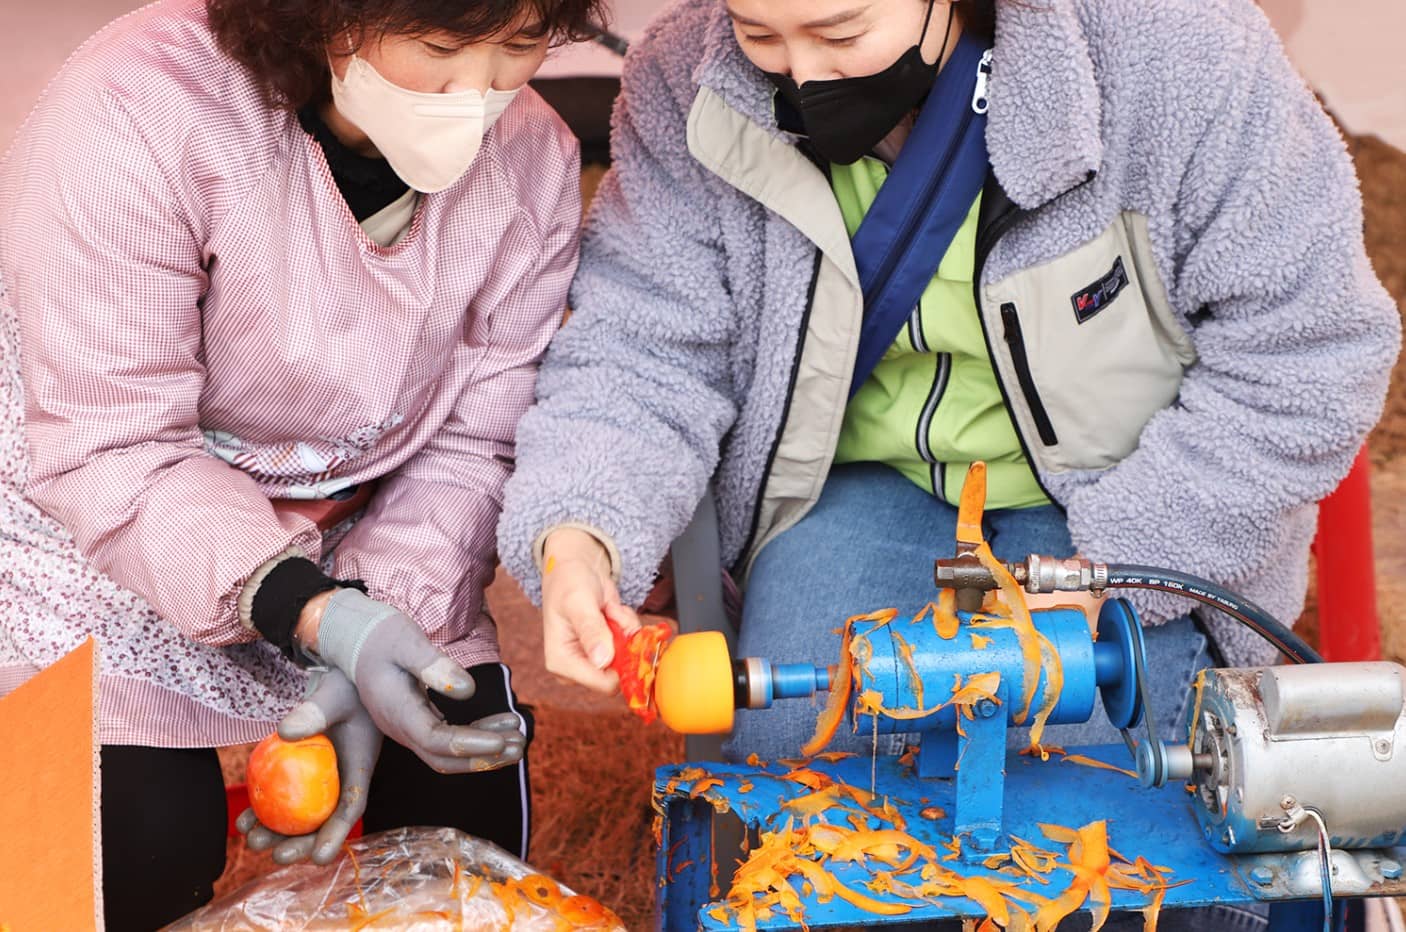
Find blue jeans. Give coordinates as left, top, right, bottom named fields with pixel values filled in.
left=723, top=464, right=1266, bottom=930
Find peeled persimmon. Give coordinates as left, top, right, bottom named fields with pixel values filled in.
left=247, top=733, right=339, bottom=836
left=558, top=894, right=623, bottom=928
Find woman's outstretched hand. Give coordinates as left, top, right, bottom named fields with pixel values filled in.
left=539, top=528, right=641, bottom=695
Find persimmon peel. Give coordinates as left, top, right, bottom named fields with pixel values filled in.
left=606, top=615, right=673, bottom=724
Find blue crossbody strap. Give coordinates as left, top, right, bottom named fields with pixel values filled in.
left=848, top=34, right=992, bottom=399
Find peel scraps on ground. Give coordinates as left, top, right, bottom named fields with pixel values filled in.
left=1032, top=821, right=1185, bottom=932
left=1020, top=745, right=1066, bottom=758
left=689, top=777, right=726, bottom=798
left=963, top=876, right=1011, bottom=927
left=814, top=751, right=857, bottom=762
left=782, top=767, right=836, bottom=792
left=829, top=830, right=938, bottom=871
left=941, top=835, right=963, bottom=862
left=778, top=765, right=904, bottom=831
left=605, top=616, right=673, bottom=724
left=660, top=766, right=713, bottom=795
left=1008, top=835, right=1062, bottom=880
left=782, top=786, right=845, bottom=820
left=1060, top=754, right=1139, bottom=780
left=1028, top=821, right=1112, bottom=931
left=709, top=807, right=1176, bottom=932
left=1023, top=745, right=1139, bottom=779
left=830, top=876, right=914, bottom=916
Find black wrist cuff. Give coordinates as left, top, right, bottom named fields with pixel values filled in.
left=250, top=558, right=366, bottom=666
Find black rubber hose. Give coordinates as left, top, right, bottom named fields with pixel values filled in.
left=1103, top=564, right=1324, bottom=665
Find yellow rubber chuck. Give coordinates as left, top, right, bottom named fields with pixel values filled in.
left=654, top=631, right=736, bottom=735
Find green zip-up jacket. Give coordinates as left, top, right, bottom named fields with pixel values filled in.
left=830, top=161, right=1045, bottom=510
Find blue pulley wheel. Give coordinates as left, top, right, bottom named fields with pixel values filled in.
left=1097, top=598, right=1148, bottom=730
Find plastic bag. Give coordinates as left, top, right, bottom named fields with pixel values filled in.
left=166, top=827, right=625, bottom=931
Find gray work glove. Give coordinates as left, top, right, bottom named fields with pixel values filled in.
left=311, top=588, right=526, bottom=773
left=237, top=667, right=381, bottom=865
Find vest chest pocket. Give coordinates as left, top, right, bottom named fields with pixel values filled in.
left=985, top=211, right=1196, bottom=474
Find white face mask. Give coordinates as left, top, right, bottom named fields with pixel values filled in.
left=330, top=55, right=520, bottom=194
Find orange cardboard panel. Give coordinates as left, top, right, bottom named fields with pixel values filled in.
left=0, top=638, right=100, bottom=931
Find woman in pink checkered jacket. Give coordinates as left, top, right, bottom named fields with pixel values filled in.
left=0, top=0, right=598, bottom=925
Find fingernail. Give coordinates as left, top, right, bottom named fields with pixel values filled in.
left=589, top=643, right=613, bottom=668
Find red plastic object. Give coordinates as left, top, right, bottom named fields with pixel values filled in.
left=225, top=783, right=250, bottom=837
left=225, top=783, right=362, bottom=840
left=1312, top=446, right=1381, bottom=662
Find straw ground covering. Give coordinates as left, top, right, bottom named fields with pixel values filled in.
left=213, top=139, right=1405, bottom=929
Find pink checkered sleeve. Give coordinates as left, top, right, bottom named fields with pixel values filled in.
left=332, top=170, right=581, bottom=648
left=9, top=88, right=322, bottom=646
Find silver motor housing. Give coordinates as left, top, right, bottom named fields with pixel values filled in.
left=1173, top=662, right=1406, bottom=854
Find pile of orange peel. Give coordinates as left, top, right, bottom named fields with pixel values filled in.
left=659, top=760, right=1181, bottom=931
left=340, top=846, right=625, bottom=931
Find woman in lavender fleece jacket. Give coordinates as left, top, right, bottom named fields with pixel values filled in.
left=502, top=0, right=1398, bottom=867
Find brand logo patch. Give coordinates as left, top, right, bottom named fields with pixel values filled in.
left=1071, top=256, right=1130, bottom=324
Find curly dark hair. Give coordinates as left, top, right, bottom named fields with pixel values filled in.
left=207, top=0, right=608, bottom=110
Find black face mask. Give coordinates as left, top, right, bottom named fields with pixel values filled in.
left=765, top=1, right=954, bottom=165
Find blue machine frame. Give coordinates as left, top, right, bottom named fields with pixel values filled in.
left=652, top=600, right=1406, bottom=929
left=654, top=750, right=1404, bottom=929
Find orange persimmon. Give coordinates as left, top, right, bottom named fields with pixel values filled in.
left=559, top=894, right=625, bottom=928
left=247, top=733, right=339, bottom=836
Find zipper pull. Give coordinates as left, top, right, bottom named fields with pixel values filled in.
left=972, top=49, right=993, bottom=115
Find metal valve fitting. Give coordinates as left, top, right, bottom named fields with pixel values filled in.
left=934, top=554, right=1110, bottom=596
left=1022, top=555, right=1109, bottom=595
